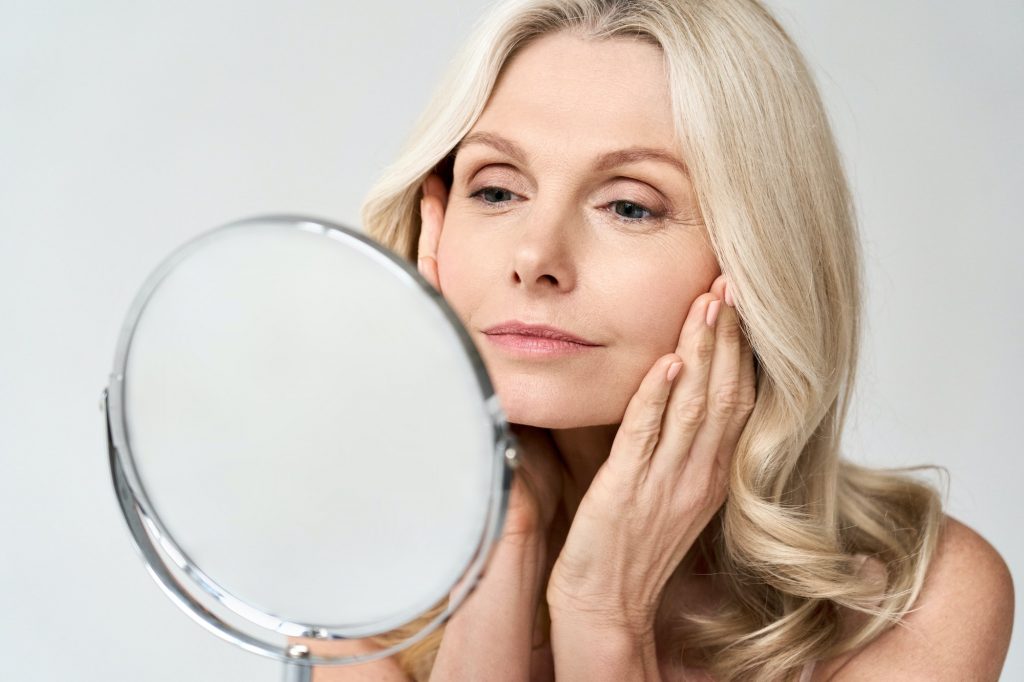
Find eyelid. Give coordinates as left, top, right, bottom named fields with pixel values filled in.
left=462, top=161, right=528, bottom=188
left=467, top=172, right=663, bottom=203
left=466, top=162, right=669, bottom=209
left=467, top=185, right=667, bottom=225
left=605, top=178, right=669, bottom=208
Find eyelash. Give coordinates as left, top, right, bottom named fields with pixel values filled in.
left=466, top=186, right=665, bottom=225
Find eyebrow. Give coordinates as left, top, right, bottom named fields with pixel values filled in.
left=454, top=130, right=690, bottom=178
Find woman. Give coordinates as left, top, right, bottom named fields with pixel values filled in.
left=307, top=0, right=1014, bottom=679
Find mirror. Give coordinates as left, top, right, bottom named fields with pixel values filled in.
left=102, top=215, right=518, bottom=679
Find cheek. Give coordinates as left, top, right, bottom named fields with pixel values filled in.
left=597, top=256, right=698, bottom=353
left=636, top=296, right=689, bottom=350
left=435, top=223, right=487, bottom=322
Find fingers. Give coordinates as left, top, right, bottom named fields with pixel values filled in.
left=649, top=273, right=755, bottom=491
left=418, top=173, right=449, bottom=292
left=648, top=290, right=721, bottom=480
left=606, top=353, right=684, bottom=477
left=676, top=279, right=744, bottom=489
left=717, top=284, right=757, bottom=479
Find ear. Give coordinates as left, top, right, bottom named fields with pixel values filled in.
left=421, top=172, right=449, bottom=211
left=417, top=173, right=449, bottom=292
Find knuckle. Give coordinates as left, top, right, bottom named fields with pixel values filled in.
left=737, top=384, right=757, bottom=415
left=673, top=396, right=707, bottom=427
left=695, top=485, right=716, bottom=509
left=693, top=478, right=726, bottom=509
left=693, top=336, right=715, bottom=363
left=643, top=391, right=669, bottom=413
left=709, top=379, right=742, bottom=419
left=717, top=319, right=743, bottom=344
left=622, top=418, right=660, bottom=449
left=679, top=486, right=713, bottom=514
left=739, top=396, right=756, bottom=416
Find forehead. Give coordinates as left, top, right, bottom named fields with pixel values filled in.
left=469, top=32, right=682, bottom=159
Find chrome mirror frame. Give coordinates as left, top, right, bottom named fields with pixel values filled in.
left=102, top=215, right=519, bottom=678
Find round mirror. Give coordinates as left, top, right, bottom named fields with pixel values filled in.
left=102, top=215, right=517, bottom=676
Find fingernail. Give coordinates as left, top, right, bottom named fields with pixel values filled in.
left=724, top=283, right=735, bottom=308
left=706, top=299, right=722, bottom=327
left=667, top=361, right=683, bottom=382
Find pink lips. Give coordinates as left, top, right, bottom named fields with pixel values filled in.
left=482, top=321, right=598, bottom=345
left=481, top=320, right=600, bottom=357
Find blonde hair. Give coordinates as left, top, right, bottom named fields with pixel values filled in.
left=359, top=0, right=947, bottom=679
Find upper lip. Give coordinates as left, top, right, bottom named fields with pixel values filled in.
left=482, top=320, right=600, bottom=346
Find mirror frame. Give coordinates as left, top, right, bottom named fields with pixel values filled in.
left=102, top=215, right=519, bottom=666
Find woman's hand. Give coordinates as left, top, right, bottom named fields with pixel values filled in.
left=545, top=274, right=757, bottom=643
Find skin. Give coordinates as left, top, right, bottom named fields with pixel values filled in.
left=432, top=34, right=713, bottom=435
left=301, top=30, right=1014, bottom=682
left=421, top=30, right=757, bottom=678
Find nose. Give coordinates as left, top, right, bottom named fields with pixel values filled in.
left=510, top=198, right=578, bottom=292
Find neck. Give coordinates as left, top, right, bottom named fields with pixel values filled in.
left=548, top=423, right=619, bottom=522
left=533, top=423, right=620, bottom=626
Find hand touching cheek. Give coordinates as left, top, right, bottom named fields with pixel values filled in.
left=545, top=274, right=757, bottom=638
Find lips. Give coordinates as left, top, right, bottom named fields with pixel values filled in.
left=481, top=320, right=599, bottom=346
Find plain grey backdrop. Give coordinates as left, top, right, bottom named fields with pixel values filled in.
left=1, top=1, right=1020, bottom=679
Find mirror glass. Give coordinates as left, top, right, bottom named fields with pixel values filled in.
left=105, top=216, right=513, bottom=666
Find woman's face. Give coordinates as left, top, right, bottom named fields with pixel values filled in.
left=436, top=31, right=719, bottom=428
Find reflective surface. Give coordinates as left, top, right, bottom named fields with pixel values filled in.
left=105, top=216, right=514, bottom=664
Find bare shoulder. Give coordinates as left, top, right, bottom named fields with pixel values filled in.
left=285, top=636, right=410, bottom=681
left=821, top=514, right=1015, bottom=681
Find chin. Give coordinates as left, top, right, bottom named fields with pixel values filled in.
left=494, top=374, right=624, bottom=429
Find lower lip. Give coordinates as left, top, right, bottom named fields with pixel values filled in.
left=483, top=333, right=599, bottom=357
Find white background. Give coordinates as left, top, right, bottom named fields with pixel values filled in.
left=1, top=1, right=1020, bottom=679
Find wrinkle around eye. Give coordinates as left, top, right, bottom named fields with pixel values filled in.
left=456, top=161, right=702, bottom=226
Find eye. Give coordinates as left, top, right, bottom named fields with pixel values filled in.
left=467, top=186, right=666, bottom=225
left=608, top=200, right=660, bottom=223
left=468, top=186, right=520, bottom=206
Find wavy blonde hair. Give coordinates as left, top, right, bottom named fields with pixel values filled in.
left=358, top=0, right=947, bottom=679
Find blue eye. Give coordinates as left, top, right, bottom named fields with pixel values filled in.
left=610, top=200, right=655, bottom=223
left=469, top=186, right=518, bottom=205
left=467, top=186, right=664, bottom=225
